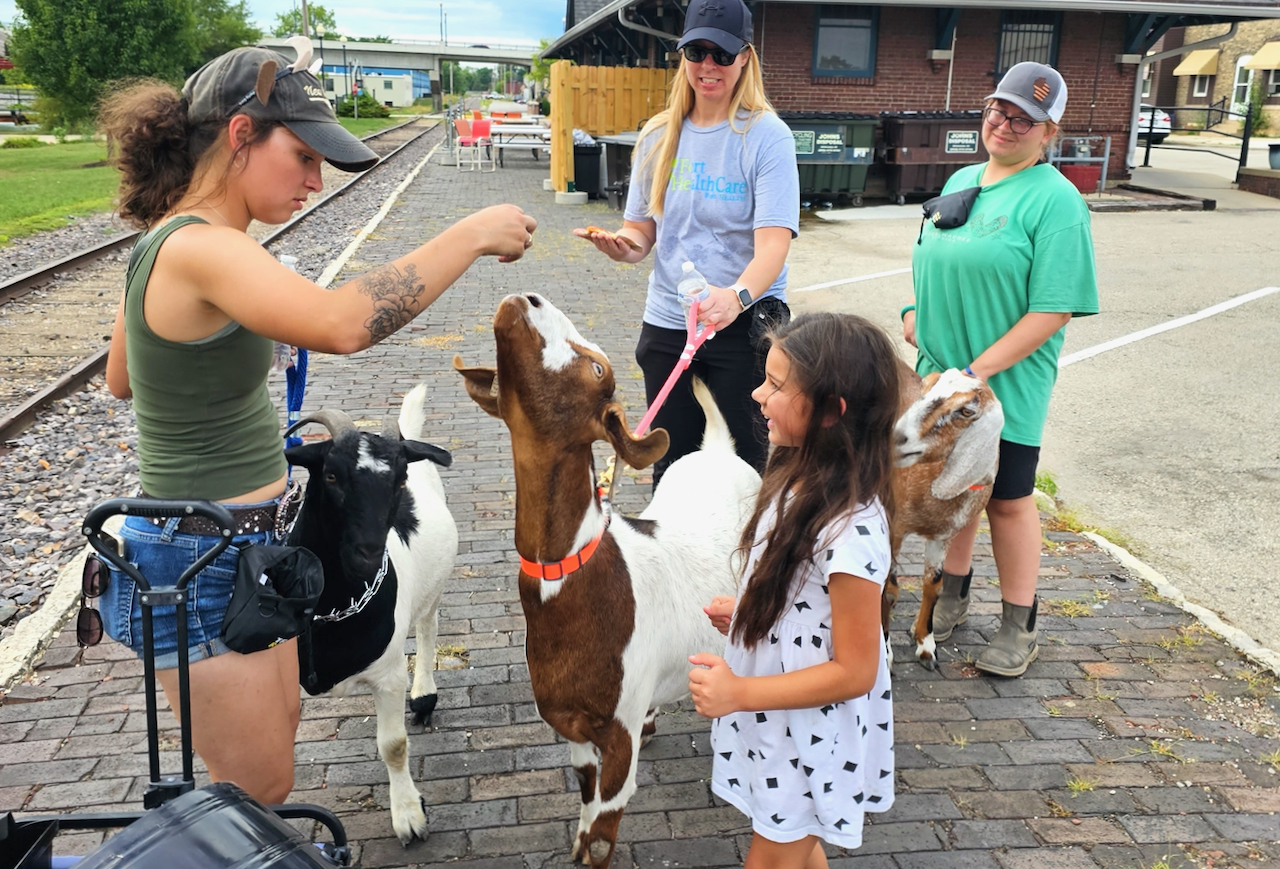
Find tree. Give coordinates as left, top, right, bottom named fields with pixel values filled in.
left=10, top=0, right=197, bottom=129
left=190, top=0, right=261, bottom=70
left=529, top=37, right=553, bottom=88
left=472, top=66, right=493, bottom=90
left=439, top=60, right=473, bottom=94
left=271, top=4, right=336, bottom=38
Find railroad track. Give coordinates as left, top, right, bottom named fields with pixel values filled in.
left=0, top=116, right=441, bottom=443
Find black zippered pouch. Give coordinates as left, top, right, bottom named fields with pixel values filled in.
left=917, top=185, right=982, bottom=243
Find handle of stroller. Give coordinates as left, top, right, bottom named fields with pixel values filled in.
left=81, top=498, right=235, bottom=592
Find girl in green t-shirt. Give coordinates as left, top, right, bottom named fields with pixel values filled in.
left=901, top=62, right=1099, bottom=678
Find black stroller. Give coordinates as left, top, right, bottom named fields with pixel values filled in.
left=0, top=498, right=350, bottom=869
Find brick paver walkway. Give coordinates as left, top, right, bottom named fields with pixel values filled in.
left=3, top=142, right=1278, bottom=869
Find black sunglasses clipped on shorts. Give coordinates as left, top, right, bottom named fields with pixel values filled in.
left=682, top=44, right=745, bottom=67
left=77, top=532, right=117, bottom=647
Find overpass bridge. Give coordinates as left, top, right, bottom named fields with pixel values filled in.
left=259, top=37, right=534, bottom=86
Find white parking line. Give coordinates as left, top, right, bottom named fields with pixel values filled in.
left=793, top=267, right=912, bottom=293
left=1059, top=286, right=1280, bottom=369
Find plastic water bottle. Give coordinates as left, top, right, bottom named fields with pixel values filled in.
left=677, top=261, right=710, bottom=318
left=271, top=255, right=299, bottom=373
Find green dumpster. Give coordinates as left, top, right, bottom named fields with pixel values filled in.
left=779, top=112, right=878, bottom=206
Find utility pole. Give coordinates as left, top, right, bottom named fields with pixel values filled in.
left=299, top=0, right=310, bottom=37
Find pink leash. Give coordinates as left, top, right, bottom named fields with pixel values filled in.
left=633, top=299, right=717, bottom=437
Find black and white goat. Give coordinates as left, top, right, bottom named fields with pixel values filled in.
left=284, top=383, right=458, bottom=844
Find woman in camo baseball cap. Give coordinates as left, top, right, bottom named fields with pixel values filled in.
left=93, top=43, right=535, bottom=810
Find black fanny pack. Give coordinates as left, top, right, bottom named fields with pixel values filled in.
left=918, top=185, right=982, bottom=244
left=221, top=544, right=324, bottom=655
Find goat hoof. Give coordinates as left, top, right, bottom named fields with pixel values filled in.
left=393, top=796, right=429, bottom=845
left=410, top=693, right=438, bottom=727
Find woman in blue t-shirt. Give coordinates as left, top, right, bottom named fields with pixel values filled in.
left=902, top=62, right=1099, bottom=677
left=575, top=0, right=800, bottom=486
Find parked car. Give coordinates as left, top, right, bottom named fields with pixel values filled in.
left=1137, top=104, right=1172, bottom=144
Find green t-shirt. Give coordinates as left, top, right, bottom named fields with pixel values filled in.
left=911, top=162, right=1099, bottom=446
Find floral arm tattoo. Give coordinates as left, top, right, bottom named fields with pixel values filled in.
left=355, top=263, right=425, bottom=344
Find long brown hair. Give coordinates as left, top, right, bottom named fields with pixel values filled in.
left=730, top=313, right=900, bottom=649
left=635, top=44, right=774, bottom=218
left=98, top=79, right=279, bottom=228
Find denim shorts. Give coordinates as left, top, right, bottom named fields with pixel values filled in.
left=100, top=500, right=280, bottom=669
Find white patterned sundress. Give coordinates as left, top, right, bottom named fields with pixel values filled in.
left=710, top=498, right=895, bottom=849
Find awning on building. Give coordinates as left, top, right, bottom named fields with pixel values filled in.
left=1243, top=42, right=1280, bottom=70
left=1172, top=49, right=1220, bottom=76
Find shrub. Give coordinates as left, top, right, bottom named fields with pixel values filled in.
left=335, top=93, right=390, bottom=118
left=538, top=96, right=550, bottom=117
left=51, top=126, right=68, bottom=143
left=0, top=137, right=47, bottom=148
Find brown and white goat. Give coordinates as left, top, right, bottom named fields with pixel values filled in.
left=454, top=293, right=760, bottom=869
left=882, top=366, right=1004, bottom=669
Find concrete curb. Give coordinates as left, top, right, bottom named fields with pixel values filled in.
left=0, top=549, right=81, bottom=692
left=1082, top=531, right=1280, bottom=678
left=0, top=515, right=122, bottom=692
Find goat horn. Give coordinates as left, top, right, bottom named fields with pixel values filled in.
left=382, top=416, right=402, bottom=441
left=285, top=409, right=358, bottom=439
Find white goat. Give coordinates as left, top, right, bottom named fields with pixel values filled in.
left=455, top=292, right=760, bottom=869
left=284, top=384, right=459, bottom=844
left=883, top=366, right=1004, bottom=669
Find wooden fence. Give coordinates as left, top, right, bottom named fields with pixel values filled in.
left=550, top=61, right=677, bottom=193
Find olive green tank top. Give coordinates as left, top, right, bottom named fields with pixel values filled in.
left=124, top=215, right=285, bottom=499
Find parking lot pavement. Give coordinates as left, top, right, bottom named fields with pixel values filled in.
left=5, top=148, right=1279, bottom=868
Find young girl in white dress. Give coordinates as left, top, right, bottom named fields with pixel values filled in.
left=689, top=312, right=900, bottom=868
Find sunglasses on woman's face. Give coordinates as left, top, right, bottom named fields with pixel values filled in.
left=77, top=533, right=117, bottom=647
left=682, top=44, right=743, bottom=67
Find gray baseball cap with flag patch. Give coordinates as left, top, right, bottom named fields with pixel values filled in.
left=184, top=45, right=379, bottom=172
left=985, top=61, right=1068, bottom=124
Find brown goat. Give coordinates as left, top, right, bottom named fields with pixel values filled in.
left=882, top=364, right=1004, bottom=669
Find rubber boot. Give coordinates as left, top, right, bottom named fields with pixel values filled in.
left=931, top=568, right=972, bottom=643
left=975, top=597, right=1039, bottom=677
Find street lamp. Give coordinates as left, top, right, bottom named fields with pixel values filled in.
left=340, top=36, right=349, bottom=112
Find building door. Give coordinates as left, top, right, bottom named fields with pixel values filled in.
left=1232, top=55, right=1254, bottom=115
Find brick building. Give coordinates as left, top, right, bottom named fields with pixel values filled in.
left=1162, top=18, right=1280, bottom=129
left=545, top=0, right=1280, bottom=184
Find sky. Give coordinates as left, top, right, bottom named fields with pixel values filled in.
left=0, top=0, right=568, bottom=50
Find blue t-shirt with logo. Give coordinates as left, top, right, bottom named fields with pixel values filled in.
left=625, top=111, right=800, bottom=331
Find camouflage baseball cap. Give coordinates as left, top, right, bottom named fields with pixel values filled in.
left=986, top=62, right=1068, bottom=124
left=184, top=45, right=379, bottom=173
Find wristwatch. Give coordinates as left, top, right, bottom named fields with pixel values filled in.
left=731, top=284, right=754, bottom=310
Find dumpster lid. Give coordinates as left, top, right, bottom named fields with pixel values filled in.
left=880, top=110, right=982, bottom=119
left=778, top=111, right=878, bottom=122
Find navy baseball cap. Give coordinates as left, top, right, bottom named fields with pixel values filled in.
left=677, top=0, right=753, bottom=55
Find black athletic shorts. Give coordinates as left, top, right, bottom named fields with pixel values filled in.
left=991, top=439, right=1041, bottom=501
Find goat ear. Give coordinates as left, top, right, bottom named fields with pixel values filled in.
left=285, top=440, right=331, bottom=472
left=931, top=404, right=1005, bottom=500
left=920, top=371, right=942, bottom=395
left=600, top=403, right=669, bottom=470
left=403, top=439, right=453, bottom=468
left=453, top=355, right=500, bottom=418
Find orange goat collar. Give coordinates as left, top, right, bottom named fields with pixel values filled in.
left=519, top=517, right=610, bottom=582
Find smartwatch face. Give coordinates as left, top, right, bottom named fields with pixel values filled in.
left=737, top=287, right=753, bottom=309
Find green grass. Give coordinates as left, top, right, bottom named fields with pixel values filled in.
left=1035, top=469, right=1059, bottom=498
left=338, top=117, right=401, bottom=138
left=0, top=141, right=119, bottom=244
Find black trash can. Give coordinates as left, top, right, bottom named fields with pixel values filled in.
left=573, top=143, right=603, bottom=199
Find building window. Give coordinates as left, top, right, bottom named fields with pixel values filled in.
left=1192, top=75, right=1210, bottom=98
left=1141, top=64, right=1152, bottom=99
left=1233, top=57, right=1253, bottom=108
left=812, top=5, right=877, bottom=78
left=1270, top=68, right=1280, bottom=96
left=324, top=77, right=334, bottom=91
left=996, top=10, right=1060, bottom=74
left=384, top=80, right=394, bottom=91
